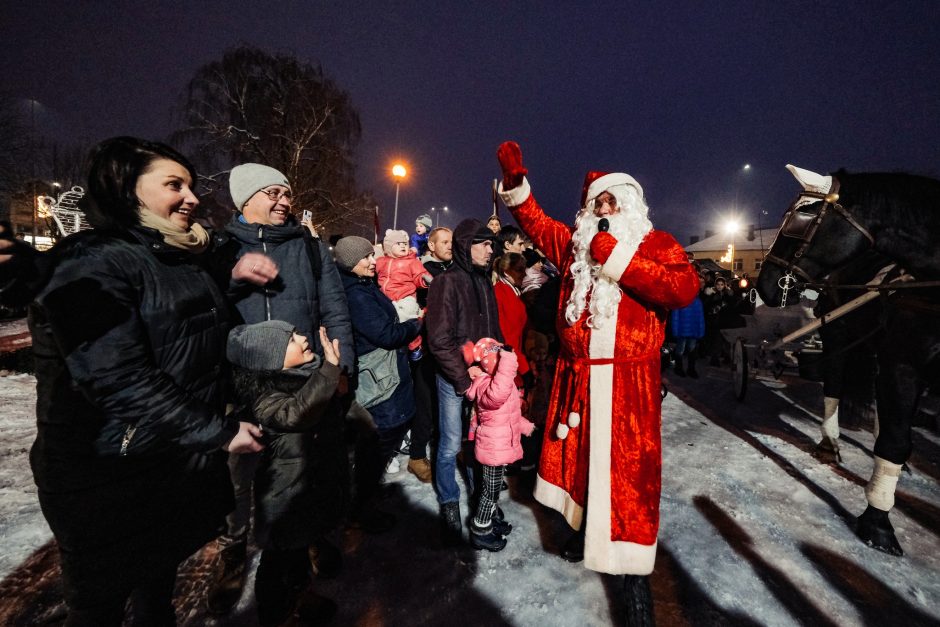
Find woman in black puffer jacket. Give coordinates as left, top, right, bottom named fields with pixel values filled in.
left=28, top=137, right=264, bottom=626
left=334, top=236, right=421, bottom=531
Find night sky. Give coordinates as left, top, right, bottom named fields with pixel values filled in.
left=3, top=1, right=939, bottom=245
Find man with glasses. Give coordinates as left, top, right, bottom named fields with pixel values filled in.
left=207, top=163, right=354, bottom=615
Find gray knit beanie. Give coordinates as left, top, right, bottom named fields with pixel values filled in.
left=416, top=214, right=433, bottom=230
left=334, top=236, right=375, bottom=272
left=229, top=163, right=291, bottom=210
left=227, top=320, right=295, bottom=371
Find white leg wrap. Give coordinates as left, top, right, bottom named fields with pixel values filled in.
left=865, top=456, right=902, bottom=511
left=820, top=397, right=840, bottom=442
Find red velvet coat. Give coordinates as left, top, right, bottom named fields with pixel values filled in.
left=500, top=178, right=698, bottom=574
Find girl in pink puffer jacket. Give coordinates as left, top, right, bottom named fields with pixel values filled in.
left=463, top=338, right=536, bottom=551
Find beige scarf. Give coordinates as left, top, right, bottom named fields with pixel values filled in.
left=137, top=207, right=210, bottom=253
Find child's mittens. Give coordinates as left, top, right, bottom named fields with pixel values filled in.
left=521, top=419, right=537, bottom=436
left=422, top=273, right=433, bottom=285
left=468, top=365, right=484, bottom=380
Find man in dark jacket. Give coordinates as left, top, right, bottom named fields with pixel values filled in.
left=426, top=219, right=502, bottom=545
left=406, top=226, right=454, bottom=483
left=208, top=163, right=354, bottom=615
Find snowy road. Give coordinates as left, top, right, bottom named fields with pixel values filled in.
left=1, top=365, right=938, bottom=625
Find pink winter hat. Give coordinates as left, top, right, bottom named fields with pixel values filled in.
left=470, top=337, right=503, bottom=375
left=382, top=229, right=410, bottom=253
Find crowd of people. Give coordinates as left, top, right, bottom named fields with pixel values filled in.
left=0, top=137, right=704, bottom=626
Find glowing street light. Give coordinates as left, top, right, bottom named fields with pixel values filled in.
left=391, top=163, right=407, bottom=229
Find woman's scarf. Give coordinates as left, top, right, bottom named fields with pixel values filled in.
left=137, top=207, right=209, bottom=253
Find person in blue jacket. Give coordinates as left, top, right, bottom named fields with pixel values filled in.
left=669, top=294, right=705, bottom=378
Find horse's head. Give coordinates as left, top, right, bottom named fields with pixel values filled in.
left=757, top=165, right=873, bottom=307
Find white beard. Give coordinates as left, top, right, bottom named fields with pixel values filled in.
left=565, top=186, right=652, bottom=328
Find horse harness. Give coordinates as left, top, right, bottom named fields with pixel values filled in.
left=763, top=177, right=876, bottom=306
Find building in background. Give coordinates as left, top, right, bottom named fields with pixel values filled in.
left=685, top=226, right=776, bottom=276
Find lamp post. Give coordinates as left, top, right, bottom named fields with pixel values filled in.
left=391, top=163, right=406, bottom=229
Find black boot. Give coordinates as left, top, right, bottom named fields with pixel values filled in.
left=686, top=356, right=699, bottom=379
left=440, top=502, right=463, bottom=546
left=623, top=575, right=655, bottom=626
left=206, top=541, right=248, bottom=615
left=492, top=505, right=513, bottom=536
left=255, top=548, right=311, bottom=627
left=561, top=527, right=585, bottom=562
left=308, top=537, right=343, bottom=579
left=470, top=522, right=507, bottom=552
left=673, top=357, right=686, bottom=377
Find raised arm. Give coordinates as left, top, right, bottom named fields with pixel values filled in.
left=496, top=142, right=574, bottom=269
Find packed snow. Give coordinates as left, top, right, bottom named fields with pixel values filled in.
left=1, top=365, right=938, bottom=625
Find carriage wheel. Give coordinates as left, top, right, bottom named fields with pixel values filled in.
left=731, top=337, right=748, bottom=401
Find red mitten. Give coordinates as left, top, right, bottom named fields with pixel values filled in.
left=497, top=141, right=528, bottom=190
left=589, top=231, right=618, bottom=265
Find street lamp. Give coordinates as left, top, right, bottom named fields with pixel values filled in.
left=391, top=163, right=407, bottom=229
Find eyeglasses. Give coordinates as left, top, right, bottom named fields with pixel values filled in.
left=258, top=188, right=292, bottom=203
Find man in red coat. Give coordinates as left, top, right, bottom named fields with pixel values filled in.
left=497, top=142, right=698, bottom=620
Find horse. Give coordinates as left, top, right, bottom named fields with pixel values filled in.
left=757, top=165, right=940, bottom=556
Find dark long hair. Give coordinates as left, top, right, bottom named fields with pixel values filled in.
left=84, top=137, right=198, bottom=230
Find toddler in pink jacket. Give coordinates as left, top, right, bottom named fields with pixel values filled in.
left=376, top=229, right=432, bottom=360
left=463, top=337, right=536, bottom=552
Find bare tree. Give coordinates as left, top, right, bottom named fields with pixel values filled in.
left=173, top=46, right=373, bottom=237
left=0, top=94, right=31, bottom=212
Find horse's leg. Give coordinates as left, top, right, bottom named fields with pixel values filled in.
left=856, top=356, right=923, bottom=556
left=818, top=396, right=842, bottom=461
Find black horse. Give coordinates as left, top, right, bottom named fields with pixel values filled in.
left=757, top=165, right=940, bottom=556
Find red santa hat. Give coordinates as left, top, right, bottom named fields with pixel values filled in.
left=580, top=171, right=644, bottom=208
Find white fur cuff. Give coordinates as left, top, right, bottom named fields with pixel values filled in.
left=600, top=239, right=638, bottom=282
left=498, top=177, right=531, bottom=208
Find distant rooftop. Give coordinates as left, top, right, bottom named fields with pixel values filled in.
left=685, top=227, right=778, bottom=252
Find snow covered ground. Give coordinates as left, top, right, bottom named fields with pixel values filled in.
left=1, top=366, right=938, bottom=626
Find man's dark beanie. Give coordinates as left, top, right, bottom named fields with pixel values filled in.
left=471, top=225, right=497, bottom=244
left=227, top=320, right=295, bottom=371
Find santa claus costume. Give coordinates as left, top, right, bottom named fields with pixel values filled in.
left=497, top=142, right=699, bottom=577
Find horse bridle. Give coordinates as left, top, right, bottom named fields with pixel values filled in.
left=764, top=177, right=875, bottom=306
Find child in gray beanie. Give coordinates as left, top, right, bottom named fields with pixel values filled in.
left=225, top=322, right=343, bottom=625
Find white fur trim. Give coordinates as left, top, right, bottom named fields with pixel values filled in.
left=785, top=164, right=833, bottom=194
left=600, top=238, right=640, bottom=283
left=556, top=423, right=569, bottom=440
left=498, top=177, right=532, bottom=208
left=586, top=172, right=643, bottom=205
left=568, top=412, right=581, bottom=428
left=534, top=476, right=584, bottom=529
left=584, top=306, right=657, bottom=574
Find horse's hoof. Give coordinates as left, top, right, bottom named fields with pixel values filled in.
left=855, top=505, right=904, bottom=556
left=813, top=439, right=842, bottom=464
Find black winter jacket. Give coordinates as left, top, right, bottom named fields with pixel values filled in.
left=222, top=215, right=355, bottom=374
left=230, top=361, right=346, bottom=548
left=426, top=219, right=503, bottom=394
left=340, top=270, right=420, bottom=430
left=28, top=226, right=237, bottom=593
